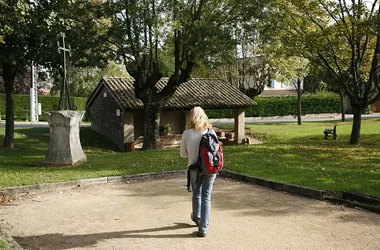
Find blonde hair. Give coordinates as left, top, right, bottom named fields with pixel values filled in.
left=187, top=106, right=212, bottom=132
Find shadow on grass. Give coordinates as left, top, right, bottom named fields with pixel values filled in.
left=226, top=130, right=380, bottom=197
left=0, top=128, right=50, bottom=168
left=0, top=127, right=120, bottom=165
left=14, top=223, right=196, bottom=250
left=0, top=128, right=50, bottom=154
left=79, top=127, right=121, bottom=153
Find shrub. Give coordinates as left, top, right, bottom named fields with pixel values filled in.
left=0, top=94, right=88, bottom=121
left=206, top=93, right=341, bottom=118
left=0, top=93, right=341, bottom=121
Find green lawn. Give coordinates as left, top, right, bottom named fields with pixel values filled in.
left=0, top=119, right=379, bottom=197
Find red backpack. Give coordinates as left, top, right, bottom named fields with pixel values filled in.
left=186, top=129, right=224, bottom=192
left=198, top=129, right=224, bottom=174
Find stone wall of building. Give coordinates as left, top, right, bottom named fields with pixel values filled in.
left=90, top=86, right=124, bottom=150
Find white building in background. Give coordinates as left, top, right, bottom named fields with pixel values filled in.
left=269, top=79, right=296, bottom=89
left=260, top=78, right=303, bottom=97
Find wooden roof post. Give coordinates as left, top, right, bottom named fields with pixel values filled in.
left=234, top=109, right=246, bottom=144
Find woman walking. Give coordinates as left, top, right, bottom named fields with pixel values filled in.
left=180, top=106, right=218, bottom=237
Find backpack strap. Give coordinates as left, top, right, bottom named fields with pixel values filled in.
left=186, top=168, right=191, bottom=192
left=197, top=128, right=210, bottom=165
left=200, top=130, right=219, bottom=158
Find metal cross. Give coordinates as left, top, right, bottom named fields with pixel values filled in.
left=56, top=32, right=76, bottom=110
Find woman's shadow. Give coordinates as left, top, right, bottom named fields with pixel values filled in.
left=14, top=223, right=198, bottom=250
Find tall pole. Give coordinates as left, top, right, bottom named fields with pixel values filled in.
left=30, top=61, right=38, bottom=122
left=57, top=32, right=74, bottom=110
left=63, top=33, right=67, bottom=109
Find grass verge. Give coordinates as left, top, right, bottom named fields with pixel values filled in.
left=0, top=240, right=8, bottom=249
left=0, top=119, right=379, bottom=197
left=0, top=127, right=187, bottom=188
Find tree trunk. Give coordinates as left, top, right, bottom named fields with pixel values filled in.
left=339, top=88, right=345, bottom=122
left=3, top=63, right=15, bottom=148
left=296, top=79, right=302, bottom=125
left=349, top=104, right=362, bottom=145
left=142, top=102, right=164, bottom=150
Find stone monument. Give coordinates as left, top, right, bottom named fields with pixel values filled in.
left=44, top=111, right=87, bottom=165
left=43, top=32, right=87, bottom=166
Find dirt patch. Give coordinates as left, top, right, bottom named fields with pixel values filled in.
left=1, top=177, right=379, bottom=250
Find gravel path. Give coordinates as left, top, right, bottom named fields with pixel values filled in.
left=1, top=176, right=379, bottom=250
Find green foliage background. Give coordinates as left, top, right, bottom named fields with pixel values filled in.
left=0, top=93, right=340, bottom=121
left=206, top=93, right=341, bottom=118
left=0, top=94, right=87, bottom=121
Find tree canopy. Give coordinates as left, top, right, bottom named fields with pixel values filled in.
left=2, top=0, right=379, bottom=148
left=100, top=0, right=266, bottom=149
left=0, top=0, right=109, bottom=148
left=267, top=0, right=380, bottom=144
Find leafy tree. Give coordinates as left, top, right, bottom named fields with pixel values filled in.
left=0, top=0, right=47, bottom=148
left=236, top=5, right=312, bottom=124
left=227, top=57, right=274, bottom=99
left=0, top=67, right=33, bottom=94
left=0, top=0, right=108, bottom=148
left=275, top=56, right=309, bottom=125
left=323, top=71, right=348, bottom=121
left=302, top=64, right=348, bottom=122
left=220, top=16, right=276, bottom=98
left=50, top=61, right=130, bottom=98
left=102, top=0, right=264, bottom=149
left=273, top=0, right=380, bottom=145
left=41, top=0, right=110, bottom=98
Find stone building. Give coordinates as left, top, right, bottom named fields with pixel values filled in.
left=86, top=77, right=256, bottom=151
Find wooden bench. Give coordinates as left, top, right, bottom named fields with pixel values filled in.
left=324, top=124, right=337, bottom=140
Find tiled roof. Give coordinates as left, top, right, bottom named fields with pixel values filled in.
left=87, top=77, right=256, bottom=110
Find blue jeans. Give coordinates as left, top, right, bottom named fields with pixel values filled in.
left=190, top=169, right=216, bottom=233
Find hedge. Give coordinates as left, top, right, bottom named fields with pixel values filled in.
left=0, top=93, right=341, bottom=121
left=0, top=94, right=87, bottom=121
left=206, top=93, right=341, bottom=119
